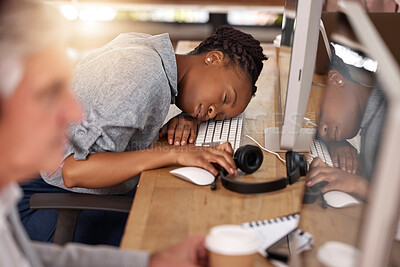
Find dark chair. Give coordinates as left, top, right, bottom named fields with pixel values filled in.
left=29, top=193, right=133, bottom=245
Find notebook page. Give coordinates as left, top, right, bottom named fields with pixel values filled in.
left=241, top=214, right=300, bottom=257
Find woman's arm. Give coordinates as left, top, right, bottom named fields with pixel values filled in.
left=62, top=143, right=236, bottom=189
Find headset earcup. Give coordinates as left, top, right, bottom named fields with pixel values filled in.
left=234, top=145, right=263, bottom=174
left=299, top=154, right=308, bottom=176
left=285, top=151, right=308, bottom=184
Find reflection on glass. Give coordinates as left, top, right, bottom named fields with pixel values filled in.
left=293, top=12, right=389, bottom=267
left=309, top=19, right=385, bottom=201
left=316, top=47, right=384, bottom=194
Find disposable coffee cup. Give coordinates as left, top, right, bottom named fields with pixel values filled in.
left=205, top=225, right=260, bottom=267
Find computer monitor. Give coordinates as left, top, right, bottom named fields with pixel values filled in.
left=264, top=0, right=322, bottom=152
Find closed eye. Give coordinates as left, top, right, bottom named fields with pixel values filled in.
left=223, top=93, right=228, bottom=104
left=36, top=81, right=64, bottom=105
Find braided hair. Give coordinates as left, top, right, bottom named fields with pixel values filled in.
left=329, top=45, right=353, bottom=82
left=189, top=25, right=268, bottom=95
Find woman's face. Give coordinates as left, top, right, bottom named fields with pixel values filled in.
left=176, top=52, right=253, bottom=122
left=318, top=71, right=363, bottom=142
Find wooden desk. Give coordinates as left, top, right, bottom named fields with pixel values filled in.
left=295, top=201, right=365, bottom=266
left=120, top=42, right=324, bottom=266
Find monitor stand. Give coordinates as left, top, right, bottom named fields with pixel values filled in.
left=264, top=127, right=316, bottom=152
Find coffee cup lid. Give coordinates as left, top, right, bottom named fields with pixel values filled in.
left=205, top=225, right=260, bottom=255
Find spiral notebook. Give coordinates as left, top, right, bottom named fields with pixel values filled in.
left=241, top=213, right=302, bottom=257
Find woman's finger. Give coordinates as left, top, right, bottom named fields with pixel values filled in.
left=181, top=126, right=190, bottom=145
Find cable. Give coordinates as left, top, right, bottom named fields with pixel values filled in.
left=303, top=117, right=318, bottom=127
left=245, top=135, right=286, bottom=163
left=312, top=82, right=326, bottom=88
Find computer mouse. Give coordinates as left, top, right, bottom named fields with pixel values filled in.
left=323, top=190, right=360, bottom=208
left=309, top=181, right=329, bottom=192
left=170, top=167, right=215, bottom=186
left=317, top=241, right=360, bottom=267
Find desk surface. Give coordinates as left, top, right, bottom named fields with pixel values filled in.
left=120, top=42, right=324, bottom=266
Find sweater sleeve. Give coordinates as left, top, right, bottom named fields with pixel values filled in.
left=32, top=241, right=150, bottom=267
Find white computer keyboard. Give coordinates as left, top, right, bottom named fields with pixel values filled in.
left=308, top=138, right=334, bottom=167
left=195, top=115, right=243, bottom=151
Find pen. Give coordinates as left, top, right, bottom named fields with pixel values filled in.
left=320, top=192, right=327, bottom=209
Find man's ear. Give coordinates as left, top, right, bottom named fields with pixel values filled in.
left=204, top=51, right=224, bottom=65
left=327, top=70, right=345, bottom=87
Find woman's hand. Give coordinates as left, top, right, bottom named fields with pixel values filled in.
left=306, top=158, right=368, bottom=200
left=327, top=140, right=359, bottom=174
left=159, top=114, right=199, bottom=146
left=172, top=142, right=237, bottom=176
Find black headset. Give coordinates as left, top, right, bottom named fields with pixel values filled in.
left=218, top=145, right=308, bottom=194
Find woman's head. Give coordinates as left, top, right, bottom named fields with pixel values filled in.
left=176, top=26, right=267, bottom=121
left=318, top=50, right=372, bottom=143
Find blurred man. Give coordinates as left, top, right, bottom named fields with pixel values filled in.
left=0, top=1, right=207, bottom=266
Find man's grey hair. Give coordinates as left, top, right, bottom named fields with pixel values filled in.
left=0, top=1, right=66, bottom=98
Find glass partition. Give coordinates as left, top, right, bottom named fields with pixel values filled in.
left=291, top=8, right=400, bottom=266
